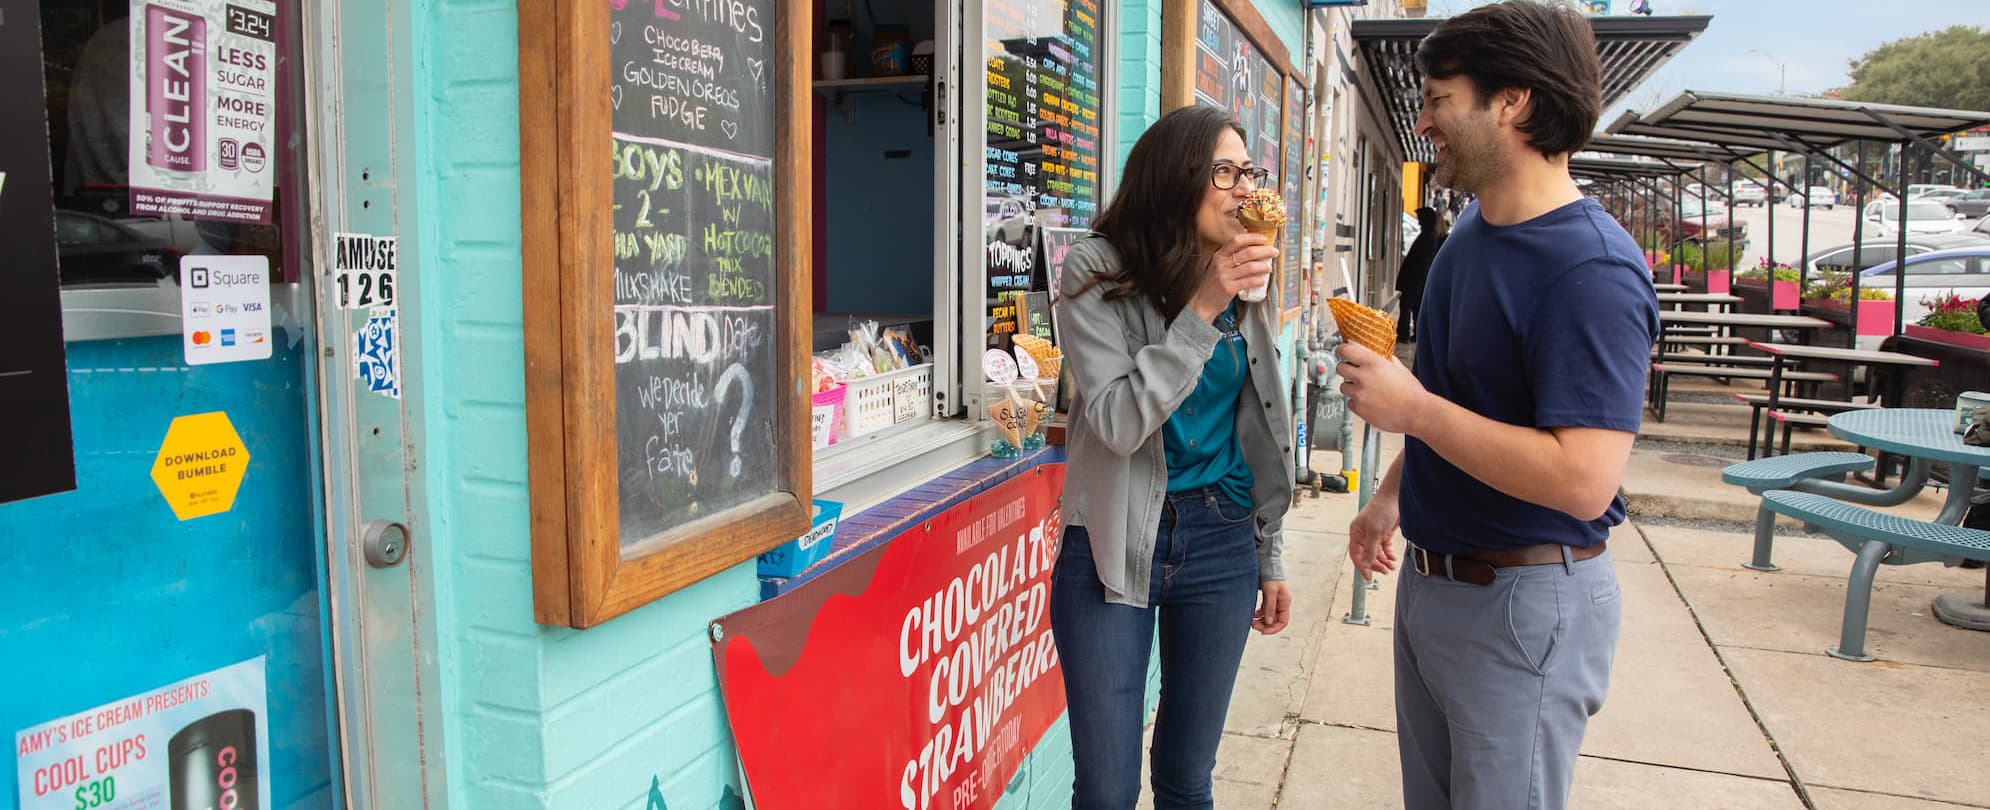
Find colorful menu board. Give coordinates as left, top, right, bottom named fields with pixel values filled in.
left=1194, top=0, right=1304, bottom=312
left=608, top=0, right=780, bottom=547
left=984, top=0, right=1102, bottom=340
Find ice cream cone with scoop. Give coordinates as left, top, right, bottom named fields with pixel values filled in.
left=1326, top=297, right=1397, bottom=357
left=1234, top=189, right=1285, bottom=303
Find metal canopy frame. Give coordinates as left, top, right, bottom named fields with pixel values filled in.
left=1610, top=90, right=1990, bottom=340
left=1350, top=15, right=1711, bottom=163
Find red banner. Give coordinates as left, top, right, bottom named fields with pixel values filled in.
left=713, top=463, right=1068, bottom=810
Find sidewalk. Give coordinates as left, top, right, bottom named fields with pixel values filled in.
left=1138, top=427, right=1990, bottom=809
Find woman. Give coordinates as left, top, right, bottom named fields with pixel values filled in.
left=1050, top=105, right=1296, bottom=809
left=1395, top=206, right=1443, bottom=343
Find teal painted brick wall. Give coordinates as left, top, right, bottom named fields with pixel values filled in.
left=410, top=0, right=760, bottom=806
left=1258, top=0, right=1305, bottom=61
left=1117, top=0, right=1164, bottom=173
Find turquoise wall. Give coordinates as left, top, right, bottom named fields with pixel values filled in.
left=408, top=0, right=758, bottom=806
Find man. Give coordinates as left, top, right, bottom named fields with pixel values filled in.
left=1333, top=2, right=1659, bottom=808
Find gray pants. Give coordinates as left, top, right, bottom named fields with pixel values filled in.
left=1394, top=548, right=1621, bottom=810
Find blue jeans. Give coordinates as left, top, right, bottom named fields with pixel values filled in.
left=1051, top=486, right=1261, bottom=810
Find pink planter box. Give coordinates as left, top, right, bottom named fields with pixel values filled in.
left=1813, top=299, right=1897, bottom=336
left=1771, top=280, right=1799, bottom=310
left=1707, top=269, right=1731, bottom=295
left=1854, top=299, right=1896, bottom=337
left=1905, top=324, right=1990, bottom=352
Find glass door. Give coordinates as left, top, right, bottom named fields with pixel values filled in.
left=2, top=0, right=339, bottom=805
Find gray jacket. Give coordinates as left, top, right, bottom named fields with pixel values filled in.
left=1056, top=235, right=1295, bottom=608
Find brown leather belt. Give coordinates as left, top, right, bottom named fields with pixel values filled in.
left=1407, top=541, right=1607, bottom=586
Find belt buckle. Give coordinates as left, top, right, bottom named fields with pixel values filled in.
left=1413, top=546, right=1432, bottom=577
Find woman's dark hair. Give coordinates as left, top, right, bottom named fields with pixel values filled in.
left=1083, top=105, right=1248, bottom=323
left=1414, top=0, right=1601, bottom=157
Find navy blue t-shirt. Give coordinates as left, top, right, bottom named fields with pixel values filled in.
left=1399, top=198, right=1659, bottom=555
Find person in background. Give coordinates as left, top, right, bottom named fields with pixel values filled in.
left=1396, top=205, right=1443, bottom=343
left=1333, top=2, right=1659, bottom=808
left=1051, top=104, right=1296, bottom=809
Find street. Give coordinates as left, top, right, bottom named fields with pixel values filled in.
left=1728, top=201, right=1857, bottom=268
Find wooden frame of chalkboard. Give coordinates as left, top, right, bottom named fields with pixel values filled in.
left=519, top=0, right=813, bottom=628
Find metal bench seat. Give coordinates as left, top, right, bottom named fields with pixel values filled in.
left=1759, top=489, right=1990, bottom=661
left=1723, top=452, right=1876, bottom=573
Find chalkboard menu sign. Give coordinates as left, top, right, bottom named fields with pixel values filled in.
left=984, top=0, right=1102, bottom=340
left=1280, top=77, right=1306, bottom=314
left=609, top=0, right=781, bottom=546
left=522, top=0, right=809, bottom=627
left=0, top=12, right=76, bottom=504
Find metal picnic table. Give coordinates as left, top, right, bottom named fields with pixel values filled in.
left=1742, top=341, right=1939, bottom=458
left=1656, top=292, right=1740, bottom=308
left=1652, top=283, right=1688, bottom=293
left=1812, top=409, right=1990, bottom=631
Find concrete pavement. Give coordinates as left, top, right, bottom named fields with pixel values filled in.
left=1133, top=413, right=1990, bottom=808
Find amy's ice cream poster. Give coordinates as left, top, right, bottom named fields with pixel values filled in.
left=127, top=0, right=279, bottom=224
left=15, top=657, right=270, bottom=810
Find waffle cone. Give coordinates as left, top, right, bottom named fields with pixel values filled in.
left=1327, top=298, right=1397, bottom=357
left=1034, top=355, right=1061, bottom=380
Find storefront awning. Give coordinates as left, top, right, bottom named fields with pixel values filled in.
left=1580, top=133, right=1739, bottom=165
left=1609, top=91, right=1990, bottom=156
left=1350, top=15, right=1711, bottom=163
left=1568, top=155, right=1699, bottom=184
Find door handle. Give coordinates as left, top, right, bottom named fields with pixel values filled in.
left=362, top=520, right=410, bottom=568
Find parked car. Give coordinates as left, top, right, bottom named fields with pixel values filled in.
left=1857, top=246, right=1990, bottom=324
left=984, top=195, right=1032, bottom=248
left=1731, top=180, right=1768, bottom=207
left=1918, top=188, right=1967, bottom=206
left=1788, top=185, right=1838, bottom=209
left=1863, top=199, right=1969, bottom=239
left=54, top=211, right=181, bottom=287
left=1803, top=233, right=1989, bottom=278
left=1908, top=183, right=1960, bottom=198
left=1660, top=196, right=1748, bottom=249
left=1942, top=188, right=1990, bottom=218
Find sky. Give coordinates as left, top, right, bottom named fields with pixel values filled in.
left=1423, top=0, right=1986, bottom=121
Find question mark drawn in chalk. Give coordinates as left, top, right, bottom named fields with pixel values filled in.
left=713, top=363, right=752, bottom=478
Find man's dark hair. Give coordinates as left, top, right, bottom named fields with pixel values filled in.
left=1415, top=0, right=1602, bottom=157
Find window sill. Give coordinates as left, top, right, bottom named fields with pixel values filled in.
left=766, top=437, right=1064, bottom=599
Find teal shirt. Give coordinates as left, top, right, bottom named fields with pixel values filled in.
left=1163, top=302, right=1256, bottom=509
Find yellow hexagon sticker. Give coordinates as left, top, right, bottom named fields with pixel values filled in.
left=151, top=412, right=250, bottom=521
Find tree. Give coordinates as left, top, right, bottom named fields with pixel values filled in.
left=1839, top=26, right=1990, bottom=112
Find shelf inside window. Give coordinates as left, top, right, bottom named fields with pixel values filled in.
left=813, top=75, right=928, bottom=123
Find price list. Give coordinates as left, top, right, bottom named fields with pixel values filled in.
left=984, top=0, right=1102, bottom=340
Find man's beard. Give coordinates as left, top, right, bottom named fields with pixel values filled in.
left=1431, top=122, right=1501, bottom=194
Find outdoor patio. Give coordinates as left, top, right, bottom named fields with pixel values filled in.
left=1139, top=374, right=1990, bottom=809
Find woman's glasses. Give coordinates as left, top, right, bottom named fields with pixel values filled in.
left=1211, top=163, right=1272, bottom=190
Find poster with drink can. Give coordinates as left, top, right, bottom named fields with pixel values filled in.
left=14, top=657, right=269, bottom=810
left=127, top=0, right=279, bottom=224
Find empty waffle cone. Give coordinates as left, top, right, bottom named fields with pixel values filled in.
left=1327, top=298, right=1397, bottom=357
left=1035, top=355, right=1061, bottom=380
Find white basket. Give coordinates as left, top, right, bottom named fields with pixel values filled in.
left=843, top=363, right=933, bottom=438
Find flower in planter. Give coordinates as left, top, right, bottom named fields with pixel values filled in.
left=1740, top=258, right=1798, bottom=283
left=1917, top=293, right=1988, bottom=335
left=1827, top=285, right=1893, bottom=303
